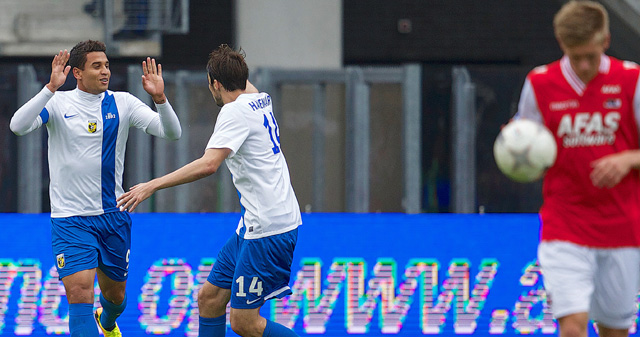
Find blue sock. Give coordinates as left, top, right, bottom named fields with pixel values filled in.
left=263, top=320, right=299, bottom=337
left=199, top=315, right=226, bottom=337
left=69, top=303, right=99, bottom=337
left=99, top=293, right=127, bottom=331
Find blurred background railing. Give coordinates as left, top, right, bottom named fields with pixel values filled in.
left=0, top=62, right=543, bottom=214
left=2, top=0, right=640, bottom=214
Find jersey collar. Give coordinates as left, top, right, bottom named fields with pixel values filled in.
left=560, top=54, right=610, bottom=96
left=75, top=87, right=105, bottom=102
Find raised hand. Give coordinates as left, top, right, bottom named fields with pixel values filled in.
left=46, top=50, right=71, bottom=92
left=141, top=57, right=167, bottom=104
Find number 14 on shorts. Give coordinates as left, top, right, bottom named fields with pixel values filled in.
left=236, top=276, right=263, bottom=298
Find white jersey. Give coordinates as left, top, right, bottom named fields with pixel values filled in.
left=11, top=87, right=181, bottom=218
left=206, top=92, right=302, bottom=239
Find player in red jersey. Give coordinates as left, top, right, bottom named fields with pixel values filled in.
left=514, top=1, right=640, bottom=337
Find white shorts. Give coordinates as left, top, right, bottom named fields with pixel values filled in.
left=538, top=241, right=640, bottom=329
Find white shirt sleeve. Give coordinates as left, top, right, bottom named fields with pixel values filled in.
left=9, top=86, right=53, bottom=135
left=126, top=93, right=182, bottom=140
left=513, top=78, right=544, bottom=123
left=206, top=106, right=250, bottom=157
left=144, top=101, right=182, bottom=140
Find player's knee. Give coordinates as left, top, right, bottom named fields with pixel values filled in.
left=198, top=287, right=224, bottom=311
left=560, top=323, right=588, bottom=337
left=101, top=287, right=126, bottom=304
left=105, top=292, right=126, bottom=306
left=229, top=316, right=257, bottom=337
left=64, top=283, right=95, bottom=303
left=229, top=319, right=245, bottom=336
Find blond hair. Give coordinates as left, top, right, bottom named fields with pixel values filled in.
left=553, top=0, right=609, bottom=47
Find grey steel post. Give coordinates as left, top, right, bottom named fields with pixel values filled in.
left=103, top=0, right=116, bottom=54
left=312, top=83, right=326, bottom=212
left=149, top=0, right=161, bottom=31
left=451, top=67, right=477, bottom=213
left=345, top=67, right=370, bottom=213
left=173, top=70, right=190, bottom=212
left=126, top=65, right=152, bottom=212
left=253, top=68, right=282, bottom=120
left=179, top=0, right=190, bottom=34
left=253, top=68, right=272, bottom=99
left=402, top=64, right=422, bottom=214
left=16, top=65, right=43, bottom=213
left=148, top=0, right=163, bottom=47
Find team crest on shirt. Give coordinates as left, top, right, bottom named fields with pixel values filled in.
left=56, top=253, right=65, bottom=268
left=88, top=119, right=98, bottom=133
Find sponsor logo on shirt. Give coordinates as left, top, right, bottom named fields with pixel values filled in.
left=549, top=99, right=579, bottom=111
left=557, top=111, right=620, bottom=147
left=88, top=119, right=98, bottom=133
left=601, top=84, right=621, bottom=94
left=64, top=112, right=78, bottom=119
left=105, top=112, right=116, bottom=120
left=604, top=98, right=622, bottom=109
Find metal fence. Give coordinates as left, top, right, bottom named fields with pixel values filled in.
left=8, top=62, right=547, bottom=215
left=13, top=63, right=423, bottom=214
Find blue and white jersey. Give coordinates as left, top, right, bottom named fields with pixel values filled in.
left=206, top=92, right=302, bottom=239
left=12, top=87, right=179, bottom=218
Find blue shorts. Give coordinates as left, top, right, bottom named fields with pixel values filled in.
left=208, top=228, right=298, bottom=309
left=51, top=211, right=131, bottom=281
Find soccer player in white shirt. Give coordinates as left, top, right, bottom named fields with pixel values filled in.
left=117, top=44, right=302, bottom=337
left=10, top=40, right=182, bottom=337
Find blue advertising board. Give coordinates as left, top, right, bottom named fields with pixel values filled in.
left=0, top=213, right=624, bottom=336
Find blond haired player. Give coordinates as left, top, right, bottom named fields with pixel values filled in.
left=514, top=2, right=640, bottom=337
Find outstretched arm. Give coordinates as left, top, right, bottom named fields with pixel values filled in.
left=10, top=50, right=70, bottom=135
left=116, top=147, right=231, bottom=212
left=144, top=102, right=182, bottom=140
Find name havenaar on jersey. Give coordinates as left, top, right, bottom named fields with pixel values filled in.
left=248, top=95, right=272, bottom=111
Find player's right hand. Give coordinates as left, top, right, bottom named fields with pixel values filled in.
left=46, top=50, right=71, bottom=92
left=116, top=182, right=156, bottom=212
left=590, top=151, right=635, bottom=188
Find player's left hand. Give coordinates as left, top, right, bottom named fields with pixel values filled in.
left=117, top=182, right=156, bottom=212
left=590, top=151, right=637, bottom=188
left=141, top=57, right=167, bottom=104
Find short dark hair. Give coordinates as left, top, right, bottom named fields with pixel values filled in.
left=206, top=44, right=248, bottom=91
left=69, top=40, right=107, bottom=70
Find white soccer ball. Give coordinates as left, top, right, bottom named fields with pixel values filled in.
left=493, top=119, right=557, bottom=183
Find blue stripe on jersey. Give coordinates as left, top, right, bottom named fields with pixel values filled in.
left=101, top=93, right=119, bottom=212
left=40, top=108, right=49, bottom=124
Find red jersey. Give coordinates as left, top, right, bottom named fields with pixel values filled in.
left=516, top=55, right=640, bottom=247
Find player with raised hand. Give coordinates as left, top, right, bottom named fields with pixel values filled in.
left=513, top=2, right=640, bottom=337
left=10, top=40, right=182, bottom=337
left=117, top=44, right=302, bottom=337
